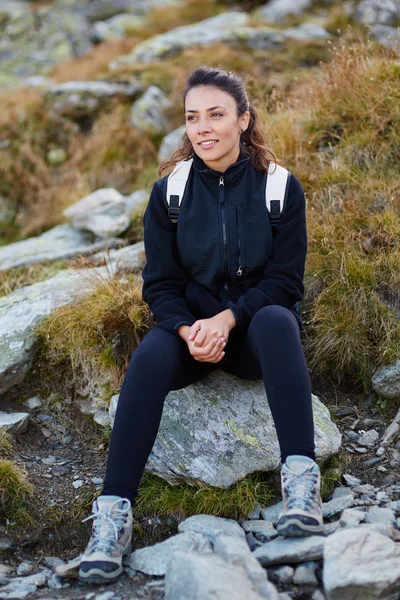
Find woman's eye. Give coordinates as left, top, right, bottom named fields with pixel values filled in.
left=212, top=113, right=223, bottom=117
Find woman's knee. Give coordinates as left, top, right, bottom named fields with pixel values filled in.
left=127, top=327, right=184, bottom=374
left=250, top=305, right=300, bottom=338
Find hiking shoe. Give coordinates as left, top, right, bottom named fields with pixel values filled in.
left=276, top=455, right=323, bottom=537
left=79, top=495, right=132, bottom=583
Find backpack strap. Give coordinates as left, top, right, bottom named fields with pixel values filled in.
left=166, top=159, right=290, bottom=225
left=266, top=163, right=291, bottom=227
left=166, top=158, right=193, bottom=223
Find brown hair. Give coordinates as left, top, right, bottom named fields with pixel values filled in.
left=158, top=65, right=277, bottom=176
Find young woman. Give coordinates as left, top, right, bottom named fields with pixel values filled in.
left=78, top=66, right=323, bottom=583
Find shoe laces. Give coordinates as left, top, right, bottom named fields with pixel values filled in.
left=82, top=499, right=129, bottom=553
left=283, top=467, right=319, bottom=511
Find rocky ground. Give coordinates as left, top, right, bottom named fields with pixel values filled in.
left=0, top=382, right=399, bottom=600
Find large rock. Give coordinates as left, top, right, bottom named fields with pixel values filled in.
left=164, top=551, right=279, bottom=600
left=90, top=241, right=145, bottom=272
left=369, top=24, right=400, bottom=48
left=0, top=5, right=93, bottom=91
left=0, top=411, right=29, bottom=435
left=131, top=86, right=172, bottom=136
left=79, top=0, right=184, bottom=22
left=0, top=267, right=107, bottom=397
left=372, top=360, right=400, bottom=398
left=129, top=531, right=212, bottom=576
left=110, top=370, right=341, bottom=487
left=253, top=536, right=325, bottom=567
left=109, top=11, right=250, bottom=66
left=158, top=127, right=186, bottom=165
left=254, top=0, right=311, bottom=24
left=323, top=526, right=400, bottom=600
left=0, top=224, right=124, bottom=271
left=92, top=13, right=147, bottom=42
left=63, top=189, right=130, bottom=239
left=45, top=80, right=142, bottom=119
left=353, top=0, right=400, bottom=25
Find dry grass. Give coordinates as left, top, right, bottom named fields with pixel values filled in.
left=0, top=262, right=69, bottom=298
left=0, top=459, right=34, bottom=524
left=35, top=269, right=152, bottom=398
left=50, top=38, right=139, bottom=84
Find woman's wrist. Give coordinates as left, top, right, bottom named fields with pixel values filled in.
left=177, top=324, right=191, bottom=340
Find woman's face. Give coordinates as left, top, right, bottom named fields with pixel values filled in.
left=184, top=85, right=250, bottom=173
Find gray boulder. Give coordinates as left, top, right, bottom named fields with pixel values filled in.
left=110, top=11, right=250, bottom=66
left=369, top=24, right=400, bottom=48
left=91, top=13, right=147, bottom=42
left=0, top=267, right=107, bottom=397
left=129, top=531, right=212, bottom=576
left=353, top=0, right=400, bottom=25
left=0, top=411, right=29, bottom=435
left=63, top=189, right=130, bottom=239
left=372, top=360, right=400, bottom=398
left=80, top=0, right=184, bottom=22
left=110, top=370, right=341, bottom=487
left=0, top=6, right=93, bottom=91
left=45, top=80, right=142, bottom=119
left=253, top=536, right=325, bottom=566
left=164, top=551, right=279, bottom=600
left=0, top=224, right=124, bottom=271
left=158, top=127, right=186, bottom=165
left=323, top=526, right=400, bottom=600
left=125, top=189, right=148, bottom=219
left=89, top=241, right=145, bottom=273
left=281, top=23, right=331, bottom=40
left=254, top=0, right=311, bottom=24
left=131, top=86, right=172, bottom=136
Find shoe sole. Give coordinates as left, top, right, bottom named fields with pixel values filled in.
left=277, top=519, right=324, bottom=538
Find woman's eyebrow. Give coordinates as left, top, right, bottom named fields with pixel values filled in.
left=185, top=105, right=227, bottom=113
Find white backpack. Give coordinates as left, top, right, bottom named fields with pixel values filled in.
left=166, top=158, right=290, bottom=225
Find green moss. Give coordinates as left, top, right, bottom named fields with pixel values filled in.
left=0, top=459, right=34, bottom=522
left=224, top=420, right=268, bottom=452
left=135, top=470, right=276, bottom=520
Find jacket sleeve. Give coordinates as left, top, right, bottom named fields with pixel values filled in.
left=226, top=174, right=307, bottom=333
left=142, top=180, right=197, bottom=335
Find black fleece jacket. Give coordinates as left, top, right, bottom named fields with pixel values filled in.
left=142, top=150, right=307, bottom=335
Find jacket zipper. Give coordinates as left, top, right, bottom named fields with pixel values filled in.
left=219, top=176, right=228, bottom=290
left=236, top=206, right=243, bottom=277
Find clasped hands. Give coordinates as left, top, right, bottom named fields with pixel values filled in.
left=177, top=309, right=236, bottom=363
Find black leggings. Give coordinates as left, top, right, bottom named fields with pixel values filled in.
left=102, top=305, right=315, bottom=503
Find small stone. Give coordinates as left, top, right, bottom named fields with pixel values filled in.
left=41, top=456, right=56, bottom=466
left=293, top=561, right=318, bottom=587
left=43, top=557, right=64, bottom=570
left=364, top=456, right=384, bottom=466
left=260, top=501, right=283, bottom=525
left=354, top=484, right=376, bottom=494
left=377, top=466, right=388, bottom=472
left=312, top=590, right=326, bottom=600
left=93, top=592, right=116, bottom=600
left=355, top=447, right=368, bottom=454
left=343, top=474, right=362, bottom=487
left=55, top=557, right=81, bottom=579
left=267, top=565, right=294, bottom=584
left=339, top=508, right=366, bottom=528
left=247, top=502, right=262, bottom=520
left=0, top=564, right=14, bottom=577
left=332, top=487, right=353, bottom=499
left=323, top=495, right=355, bottom=519
left=73, top=480, right=83, bottom=489
left=345, top=430, right=360, bottom=441
left=377, top=446, right=385, bottom=456
left=366, top=506, right=395, bottom=525
left=91, top=477, right=103, bottom=485
left=16, top=561, right=33, bottom=576
left=241, top=520, right=278, bottom=541
left=24, top=396, right=43, bottom=410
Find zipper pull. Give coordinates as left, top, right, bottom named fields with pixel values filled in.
left=236, top=265, right=243, bottom=277
left=219, top=176, right=224, bottom=186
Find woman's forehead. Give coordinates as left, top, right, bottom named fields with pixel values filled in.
left=185, top=86, right=236, bottom=111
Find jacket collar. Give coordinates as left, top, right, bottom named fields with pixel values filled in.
left=191, top=148, right=252, bottom=186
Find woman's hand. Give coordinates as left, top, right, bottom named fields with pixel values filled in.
left=189, top=309, right=236, bottom=347
left=177, top=325, right=226, bottom=362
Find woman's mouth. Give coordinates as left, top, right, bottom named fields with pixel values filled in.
left=199, top=140, right=218, bottom=149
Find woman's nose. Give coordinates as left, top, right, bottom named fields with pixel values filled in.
left=198, top=119, right=212, bottom=134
